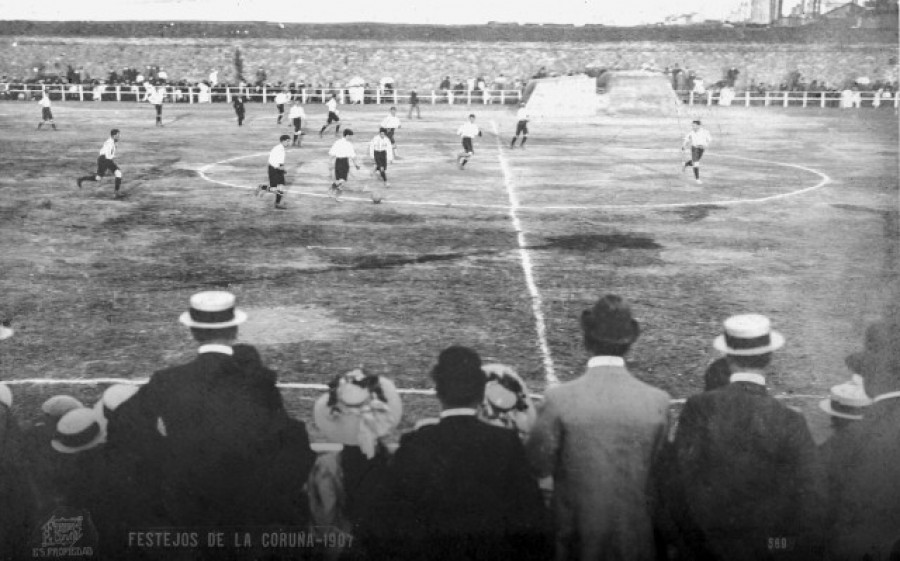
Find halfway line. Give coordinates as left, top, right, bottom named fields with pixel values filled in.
left=491, top=121, right=558, bottom=385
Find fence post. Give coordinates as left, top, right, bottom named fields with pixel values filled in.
left=431, top=90, right=436, bottom=105
left=764, top=91, right=770, bottom=107
left=745, top=90, right=750, bottom=107
left=802, top=91, right=808, bottom=108
left=821, top=93, right=826, bottom=108
left=116, top=86, right=121, bottom=101
left=689, top=91, right=694, bottom=105
left=895, top=91, right=899, bottom=109
left=706, top=91, right=712, bottom=106
left=783, top=92, right=789, bottom=108
left=79, top=85, right=84, bottom=102
left=262, top=85, right=267, bottom=104
left=376, top=90, right=380, bottom=104
left=500, top=90, right=505, bottom=104
left=467, top=90, right=471, bottom=105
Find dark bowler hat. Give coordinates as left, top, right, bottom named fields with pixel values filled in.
left=845, top=318, right=900, bottom=379
left=581, top=295, right=641, bottom=345
left=179, top=291, right=247, bottom=329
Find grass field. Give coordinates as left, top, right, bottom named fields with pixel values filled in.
left=0, top=99, right=897, bottom=442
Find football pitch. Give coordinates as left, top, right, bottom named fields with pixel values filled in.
left=0, top=100, right=897, bottom=441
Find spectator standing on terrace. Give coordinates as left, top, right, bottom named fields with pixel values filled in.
left=827, top=316, right=900, bottom=559
left=145, top=85, right=165, bottom=127
left=664, top=314, right=824, bottom=561
left=509, top=102, right=529, bottom=149
left=379, top=106, right=402, bottom=159
left=288, top=99, right=306, bottom=147
left=255, top=67, right=267, bottom=87
left=256, top=134, right=291, bottom=210
left=308, top=369, right=402, bottom=559
left=440, top=76, right=453, bottom=104
left=36, top=90, right=57, bottom=130
left=387, top=345, right=550, bottom=561
left=208, top=68, right=218, bottom=86
left=274, top=88, right=289, bottom=125
left=107, top=291, right=315, bottom=529
left=456, top=114, right=481, bottom=170
left=329, top=129, right=361, bottom=200
left=232, top=94, right=246, bottom=126
left=408, top=90, right=421, bottom=119
left=527, top=294, right=670, bottom=561
left=319, top=94, right=341, bottom=137
left=682, top=119, right=711, bottom=185
left=77, top=128, right=126, bottom=199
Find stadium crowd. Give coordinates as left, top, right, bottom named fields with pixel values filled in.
left=0, top=291, right=898, bottom=560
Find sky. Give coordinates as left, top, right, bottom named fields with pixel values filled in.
left=0, top=0, right=806, bottom=27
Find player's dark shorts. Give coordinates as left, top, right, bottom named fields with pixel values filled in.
left=379, top=128, right=396, bottom=144
left=326, top=111, right=340, bottom=124
left=96, top=156, right=118, bottom=177
left=41, top=107, right=53, bottom=121
left=292, top=117, right=302, bottom=132
left=277, top=104, right=285, bottom=114
left=154, top=104, right=162, bottom=116
left=462, top=137, right=474, bottom=154
left=373, top=150, right=388, bottom=170
left=515, top=120, right=528, bottom=136
left=691, top=146, right=705, bottom=162
left=268, top=165, right=285, bottom=188
left=334, top=158, right=350, bottom=180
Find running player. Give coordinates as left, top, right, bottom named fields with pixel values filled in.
left=456, top=114, right=481, bottom=169
left=37, top=91, right=57, bottom=130
left=274, top=89, right=289, bottom=125
left=146, top=85, right=165, bottom=127
left=379, top=106, right=402, bottom=159
left=369, top=129, right=394, bottom=186
left=288, top=99, right=306, bottom=147
left=328, top=129, right=361, bottom=200
left=319, top=94, right=341, bottom=137
left=510, top=102, right=529, bottom=148
left=682, top=119, right=712, bottom=185
left=256, top=134, right=291, bottom=210
left=76, top=129, right=125, bottom=199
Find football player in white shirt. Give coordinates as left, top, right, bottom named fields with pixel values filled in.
left=288, top=100, right=306, bottom=147
left=319, top=94, right=341, bottom=137
left=274, top=89, right=289, bottom=125
left=256, top=134, right=292, bottom=209
left=145, top=86, right=165, bottom=127
left=37, top=91, right=57, bottom=130
left=77, top=129, right=125, bottom=198
left=379, top=106, right=402, bottom=159
left=510, top=103, right=529, bottom=149
left=682, top=119, right=713, bottom=184
left=328, top=129, right=361, bottom=200
left=368, top=130, right=394, bottom=203
left=456, top=114, right=482, bottom=170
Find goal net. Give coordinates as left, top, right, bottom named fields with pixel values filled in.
left=602, top=70, right=680, bottom=115
left=522, top=75, right=599, bottom=119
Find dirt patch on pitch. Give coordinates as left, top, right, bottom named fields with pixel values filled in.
left=238, top=305, right=347, bottom=345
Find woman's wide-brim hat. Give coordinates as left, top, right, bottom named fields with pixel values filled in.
left=51, top=407, right=107, bottom=454
left=178, top=291, right=247, bottom=329
left=314, top=372, right=402, bottom=447
left=819, top=379, right=872, bottom=420
left=713, top=314, right=785, bottom=356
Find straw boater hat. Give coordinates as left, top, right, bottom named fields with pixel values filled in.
left=713, top=314, right=785, bottom=356
left=0, top=384, right=11, bottom=409
left=42, top=395, right=84, bottom=418
left=819, top=377, right=872, bottom=421
left=52, top=407, right=107, bottom=454
left=480, top=363, right=537, bottom=437
left=313, top=369, right=402, bottom=458
left=0, top=322, right=12, bottom=341
left=178, top=291, right=247, bottom=329
left=94, top=384, right=140, bottom=422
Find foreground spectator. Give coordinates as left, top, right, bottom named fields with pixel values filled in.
left=309, top=368, right=402, bottom=560
left=527, top=294, right=670, bottom=561
left=827, top=316, right=900, bottom=559
left=666, top=314, right=824, bottom=560
left=389, top=345, right=549, bottom=561
left=108, top=291, right=315, bottom=529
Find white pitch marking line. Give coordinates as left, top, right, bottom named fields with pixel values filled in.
left=491, top=120, right=558, bottom=385
left=197, top=152, right=831, bottom=211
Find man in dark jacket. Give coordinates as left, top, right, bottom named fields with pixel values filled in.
left=388, top=345, right=549, bottom=561
left=107, top=291, right=315, bottom=532
left=667, top=314, right=824, bottom=561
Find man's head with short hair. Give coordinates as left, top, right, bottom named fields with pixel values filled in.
left=390, top=106, right=396, bottom=113
left=110, top=128, right=120, bottom=139
left=581, top=294, right=640, bottom=357
left=468, top=114, right=476, bottom=121
left=279, top=134, right=291, bottom=144
left=431, top=346, right=486, bottom=409
left=343, top=129, right=354, bottom=137
left=691, top=120, right=701, bottom=130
